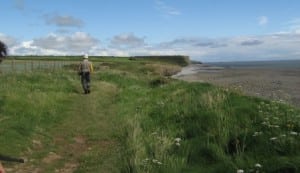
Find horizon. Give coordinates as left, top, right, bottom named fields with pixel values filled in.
left=1, top=0, right=300, bottom=62
left=6, top=55, right=300, bottom=64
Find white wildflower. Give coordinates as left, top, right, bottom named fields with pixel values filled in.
left=152, top=159, right=158, bottom=163
left=280, top=134, right=287, bottom=137
left=175, top=142, right=181, bottom=146
left=253, top=131, right=263, bottom=137
left=255, top=163, right=262, bottom=168
left=174, top=138, right=181, bottom=143
left=290, top=131, right=298, bottom=136
left=157, top=161, right=162, bottom=165
left=142, top=158, right=149, bottom=165
left=270, top=137, right=277, bottom=141
left=237, top=169, right=244, bottom=173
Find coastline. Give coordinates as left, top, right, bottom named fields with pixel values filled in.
left=173, top=62, right=300, bottom=108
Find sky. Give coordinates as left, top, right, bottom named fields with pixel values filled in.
left=1, top=0, right=300, bottom=62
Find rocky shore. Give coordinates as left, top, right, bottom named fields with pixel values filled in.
left=173, top=63, right=300, bottom=108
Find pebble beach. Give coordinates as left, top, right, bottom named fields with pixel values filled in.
left=173, top=61, right=300, bottom=108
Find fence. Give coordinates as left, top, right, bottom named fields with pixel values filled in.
left=0, top=60, right=79, bottom=73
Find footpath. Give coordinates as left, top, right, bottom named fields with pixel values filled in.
left=7, top=81, right=122, bottom=173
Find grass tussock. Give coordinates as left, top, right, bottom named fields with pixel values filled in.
left=143, top=63, right=182, bottom=76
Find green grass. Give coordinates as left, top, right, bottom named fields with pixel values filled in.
left=0, top=57, right=299, bottom=173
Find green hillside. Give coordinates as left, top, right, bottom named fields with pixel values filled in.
left=0, top=57, right=299, bottom=173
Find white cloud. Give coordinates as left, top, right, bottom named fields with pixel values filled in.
left=110, top=33, right=146, bottom=49
left=155, top=33, right=300, bottom=62
left=33, top=32, right=98, bottom=52
left=44, top=14, right=84, bottom=28
left=9, top=32, right=98, bottom=55
left=155, top=0, right=181, bottom=18
left=4, top=29, right=300, bottom=62
left=258, top=16, right=268, bottom=26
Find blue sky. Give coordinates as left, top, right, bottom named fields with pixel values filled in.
left=1, top=0, right=300, bottom=62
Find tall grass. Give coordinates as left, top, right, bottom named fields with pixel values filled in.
left=0, top=70, right=76, bottom=156
left=98, top=61, right=300, bottom=173
left=0, top=58, right=299, bottom=173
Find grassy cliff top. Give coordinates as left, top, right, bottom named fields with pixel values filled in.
left=7, top=55, right=190, bottom=66
left=0, top=57, right=299, bottom=173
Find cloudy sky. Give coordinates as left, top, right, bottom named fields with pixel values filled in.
left=1, top=0, right=300, bottom=62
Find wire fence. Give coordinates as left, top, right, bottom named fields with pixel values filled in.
left=0, top=60, right=79, bottom=73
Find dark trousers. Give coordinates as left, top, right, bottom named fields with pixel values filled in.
left=81, top=72, right=91, bottom=93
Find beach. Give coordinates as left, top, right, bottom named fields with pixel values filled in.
left=173, top=61, right=300, bottom=108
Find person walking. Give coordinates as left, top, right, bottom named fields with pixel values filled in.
left=78, top=54, right=94, bottom=94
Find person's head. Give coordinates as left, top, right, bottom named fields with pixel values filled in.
left=0, top=40, right=7, bottom=63
left=83, top=54, right=88, bottom=59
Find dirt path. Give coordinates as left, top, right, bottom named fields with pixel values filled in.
left=7, top=81, right=122, bottom=173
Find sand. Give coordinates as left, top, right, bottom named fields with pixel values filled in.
left=173, top=64, right=300, bottom=108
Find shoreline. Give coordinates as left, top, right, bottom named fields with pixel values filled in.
left=173, top=63, right=300, bottom=108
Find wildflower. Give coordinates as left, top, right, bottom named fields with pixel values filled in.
left=157, top=161, right=162, bottom=165
left=270, top=137, right=277, bottom=141
left=174, top=138, right=181, bottom=143
left=142, top=158, right=149, bottom=165
left=255, top=163, right=262, bottom=168
left=280, top=134, right=287, bottom=137
left=237, top=169, right=244, bottom=173
left=290, top=131, right=298, bottom=136
left=261, top=122, right=268, bottom=125
left=175, top=142, right=181, bottom=146
left=253, top=131, right=263, bottom=137
left=152, top=159, right=158, bottom=163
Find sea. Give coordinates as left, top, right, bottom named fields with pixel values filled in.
left=205, top=60, right=300, bottom=69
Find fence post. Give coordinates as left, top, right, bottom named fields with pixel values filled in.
left=11, top=59, right=14, bottom=72
left=31, top=61, right=34, bottom=71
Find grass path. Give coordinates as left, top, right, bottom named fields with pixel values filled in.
left=7, top=80, right=122, bottom=173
